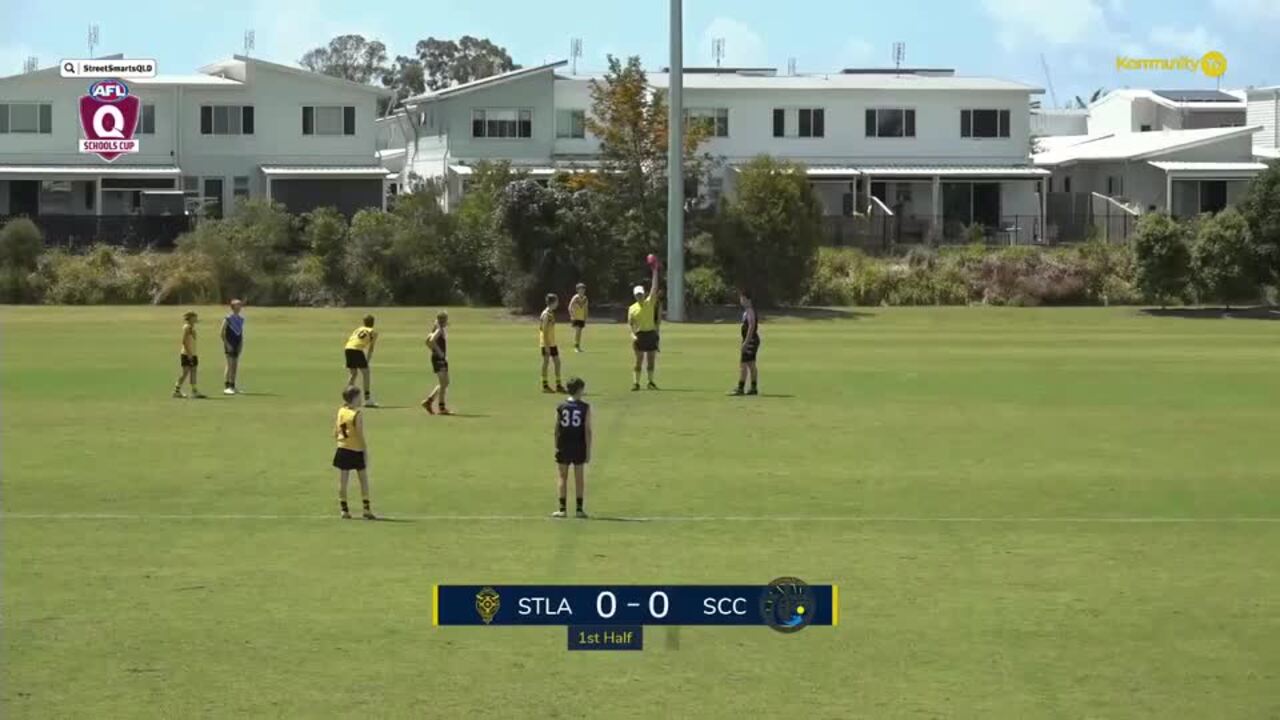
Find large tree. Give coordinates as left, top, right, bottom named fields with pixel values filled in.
left=299, top=34, right=388, bottom=85
left=416, top=36, right=518, bottom=91
left=382, top=55, right=425, bottom=100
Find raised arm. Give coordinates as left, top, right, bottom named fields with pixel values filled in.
left=648, top=263, right=660, bottom=300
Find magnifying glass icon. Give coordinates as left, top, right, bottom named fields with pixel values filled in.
left=62, top=62, right=76, bottom=75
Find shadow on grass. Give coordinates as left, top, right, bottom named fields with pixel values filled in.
left=683, top=306, right=873, bottom=323
left=235, top=392, right=280, bottom=397
left=440, top=413, right=489, bottom=419
left=1140, top=306, right=1280, bottom=321
left=587, top=515, right=651, bottom=523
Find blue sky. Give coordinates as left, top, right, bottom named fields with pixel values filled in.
left=3, top=0, right=1279, bottom=104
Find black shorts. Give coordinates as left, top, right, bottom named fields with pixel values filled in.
left=333, top=448, right=367, bottom=471
left=571, top=320, right=586, bottom=329
left=541, top=346, right=560, bottom=358
left=432, top=356, right=449, bottom=373
left=345, top=349, right=368, bottom=369
left=741, top=337, right=761, bottom=364
left=224, top=335, right=243, bottom=358
left=180, top=354, right=199, bottom=368
left=633, top=330, right=659, bottom=353
left=556, top=445, right=588, bottom=466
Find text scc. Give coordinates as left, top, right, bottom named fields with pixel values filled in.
left=61, top=59, right=158, bottom=79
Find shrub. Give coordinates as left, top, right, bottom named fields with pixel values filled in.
left=803, top=247, right=864, bottom=306
left=0, top=218, right=45, bottom=303
left=344, top=209, right=399, bottom=305
left=1238, top=161, right=1280, bottom=282
left=1190, top=208, right=1264, bottom=306
left=166, top=199, right=297, bottom=305
left=1131, top=213, right=1191, bottom=306
left=302, top=207, right=349, bottom=300
left=38, top=245, right=168, bottom=305
left=685, top=266, right=733, bottom=306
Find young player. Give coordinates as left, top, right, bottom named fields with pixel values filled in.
left=344, top=315, right=379, bottom=407
left=552, top=377, right=592, bottom=519
left=173, top=311, right=207, bottom=399
left=220, top=298, right=245, bottom=395
left=628, top=262, right=662, bottom=391
left=333, top=386, right=376, bottom=520
left=422, top=311, right=451, bottom=415
left=539, top=294, right=566, bottom=394
left=731, top=289, right=762, bottom=396
left=568, top=283, right=589, bottom=352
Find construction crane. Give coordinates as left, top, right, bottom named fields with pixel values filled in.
left=1040, top=54, right=1059, bottom=108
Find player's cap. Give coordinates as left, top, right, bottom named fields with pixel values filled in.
left=633, top=285, right=645, bottom=296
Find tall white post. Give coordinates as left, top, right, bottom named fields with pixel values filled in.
left=666, top=0, right=685, bottom=321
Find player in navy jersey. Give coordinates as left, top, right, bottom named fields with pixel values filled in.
left=220, top=299, right=245, bottom=395
left=422, top=312, right=451, bottom=415
left=552, top=377, right=592, bottom=518
left=730, top=290, right=761, bottom=396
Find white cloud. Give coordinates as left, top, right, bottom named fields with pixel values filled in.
left=981, top=0, right=1108, bottom=51
left=698, top=17, right=766, bottom=68
left=1211, top=0, right=1280, bottom=23
left=842, top=38, right=875, bottom=67
left=1148, top=25, right=1223, bottom=54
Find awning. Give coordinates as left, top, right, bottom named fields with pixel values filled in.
left=260, top=166, right=390, bottom=179
left=449, top=164, right=597, bottom=177
left=1148, top=161, right=1268, bottom=177
left=0, top=165, right=181, bottom=179
left=797, top=165, right=1048, bottom=179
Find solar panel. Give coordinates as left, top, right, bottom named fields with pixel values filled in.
left=1152, top=89, right=1239, bottom=103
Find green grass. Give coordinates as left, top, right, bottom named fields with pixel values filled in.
left=2, top=305, right=1279, bottom=718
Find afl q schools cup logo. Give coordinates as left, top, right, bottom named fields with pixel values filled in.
left=79, top=79, right=141, bottom=162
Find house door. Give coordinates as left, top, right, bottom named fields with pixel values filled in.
left=973, top=183, right=1001, bottom=228
left=1199, top=181, right=1227, bottom=214
left=9, top=180, right=39, bottom=216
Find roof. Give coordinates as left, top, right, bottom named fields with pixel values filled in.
left=798, top=165, right=1048, bottom=178
left=1152, top=89, right=1239, bottom=103
left=197, top=55, right=392, bottom=95
left=404, top=61, right=567, bottom=104
left=1033, top=125, right=1261, bottom=166
left=644, top=72, right=1040, bottom=92
left=1255, top=148, right=1280, bottom=160
left=0, top=165, right=180, bottom=177
left=449, top=161, right=600, bottom=176
left=1148, top=161, right=1269, bottom=175
left=1094, top=88, right=1245, bottom=111
left=260, top=166, right=391, bottom=178
left=131, top=75, right=242, bottom=86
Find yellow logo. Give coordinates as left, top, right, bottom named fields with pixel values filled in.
left=475, top=587, right=501, bottom=624
left=1114, top=50, right=1228, bottom=79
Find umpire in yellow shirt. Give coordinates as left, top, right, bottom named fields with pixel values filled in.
left=628, top=263, right=661, bottom=391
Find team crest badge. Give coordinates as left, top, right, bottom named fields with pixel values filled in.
left=475, top=587, right=501, bottom=624
left=78, top=79, right=141, bottom=161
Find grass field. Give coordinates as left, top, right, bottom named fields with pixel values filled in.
left=2, top=305, right=1279, bottom=718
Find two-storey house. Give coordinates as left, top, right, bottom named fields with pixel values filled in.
left=386, top=61, right=1048, bottom=244
left=0, top=54, right=391, bottom=244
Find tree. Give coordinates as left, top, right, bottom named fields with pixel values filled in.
left=586, top=56, right=712, bottom=270
left=1131, top=212, right=1191, bottom=306
left=713, top=156, right=822, bottom=306
left=382, top=55, right=425, bottom=99
left=1190, top=208, right=1263, bottom=307
left=1237, top=161, right=1280, bottom=283
left=415, top=36, right=518, bottom=91
left=299, top=34, right=388, bottom=85
left=1074, top=87, right=1107, bottom=109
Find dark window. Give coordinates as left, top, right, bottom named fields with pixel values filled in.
left=201, top=105, right=213, bottom=134
left=472, top=110, right=484, bottom=137
left=85, top=181, right=95, bottom=210
left=866, top=109, right=876, bottom=137
left=302, top=106, right=314, bottom=135
left=1140, top=124, right=1152, bottom=132
left=773, top=108, right=785, bottom=137
left=799, top=108, right=812, bottom=137
left=812, top=108, right=825, bottom=138
left=39, top=103, right=52, bottom=134
left=0, top=105, right=7, bottom=133
left=518, top=109, right=532, bottom=138
left=1047, top=177, right=1054, bottom=193
left=1200, top=180, right=1227, bottom=213
left=102, top=178, right=176, bottom=190
left=213, top=105, right=229, bottom=134
left=999, top=110, right=1010, bottom=137
left=139, top=104, right=155, bottom=134
left=343, top=106, right=356, bottom=135
left=842, top=192, right=855, bottom=216
left=868, top=109, right=914, bottom=138
left=964, top=109, right=1009, bottom=138
left=242, top=106, right=254, bottom=135
left=203, top=178, right=224, bottom=219
left=961, top=109, right=971, bottom=137
left=202, top=105, right=251, bottom=135
left=904, top=109, right=915, bottom=137
left=1064, top=177, right=1072, bottom=193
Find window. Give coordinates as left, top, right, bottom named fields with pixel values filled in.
left=799, top=108, right=824, bottom=137
left=1106, top=175, right=1124, bottom=197
left=233, top=176, right=250, bottom=203
left=1047, top=177, right=1054, bottom=193
left=1140, top=124, right=1152, bottom=132
left=556, top=109, right=586, bottom=139
left=201, top=105, right=254, bottom=135
left=139, top=104, right=156, bottom=135
left=202, top=177, right=224, bottom=219
left=773, top=108, right=825, bottom=138
left=961, top=109, right=1010, bottom=138
left=865, top=108, right=915, bottom=138
left=471, top=108, right=533, bottom=138
left=0, top=103, right=53, bottom=134
left=687, top=108, right=729, bottom=137
left=1064, top=176, right=1072, bottom=194
left=302, top=105, right=355, bottom=136
left=773, top=108, right=785, bottom=137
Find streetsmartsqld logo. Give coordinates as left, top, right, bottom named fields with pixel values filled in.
left=78, top=79, right=141, bottom=162
left=1115, top=50, right=1228, bottom=79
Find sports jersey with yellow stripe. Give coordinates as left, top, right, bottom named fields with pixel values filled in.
left=345, top=326, right=377, bottom=353
left=334, top=406, right=366, bottom=451
left=539, top=309, right=558, bottom=348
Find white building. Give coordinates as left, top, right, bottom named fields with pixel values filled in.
left=0, top=54, right=391, bottom=243
left=385, top=62, right=1048, bottom=245
left=1086, top=89, right=1246, bottom=135
left=1245, top=86, right=1280, bottom=161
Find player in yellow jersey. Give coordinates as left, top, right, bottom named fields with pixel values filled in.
left=343, top=315, right=379, bottom=407
left=568, top=283, right=589, bottom=352
left=539, top=293, right=566, bottom=394
left=333, top=386, right=376, bottom=520
left=628, top=263, right=661, bottom=391
left=173, top=311, right=207, bottom=399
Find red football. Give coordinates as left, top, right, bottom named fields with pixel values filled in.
left=646, top=253, right=659, bottom=268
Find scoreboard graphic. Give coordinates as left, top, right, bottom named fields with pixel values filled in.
left=434, top=577, right=838, bottom=651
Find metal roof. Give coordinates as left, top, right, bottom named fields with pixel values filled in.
left=645, top=72, right=1040, bottom=92
left=260, top=166, right=390, bottom=177
left=404, top=61, right=568, bottom=104
left=800, top=165, right=1048, bottom=178
left=1148, top=161, right=1268, bottom=174
left=0, top=165, right=180, bottom=177
left=1152, top=89, right=1239, bottom=103
left=1033, top=126, right=1261, bottom=166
